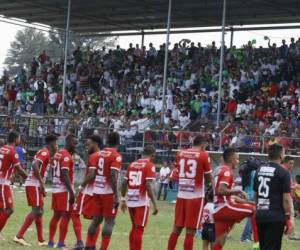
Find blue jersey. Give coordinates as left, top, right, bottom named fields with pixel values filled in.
left=244, top=170, right=256, bottom=201
left=16, top=146, right=25, bottom=164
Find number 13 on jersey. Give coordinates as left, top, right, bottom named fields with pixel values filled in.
left=179, top=159, right=197, bottom=178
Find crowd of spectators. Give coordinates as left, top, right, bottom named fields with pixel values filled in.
left=1, top=37, right=300, bottom=154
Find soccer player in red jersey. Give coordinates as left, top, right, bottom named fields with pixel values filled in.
left=120, top=145, right=158, bottom=250
left=14, top=134, right=58, bottom=246
left=70, top=135, right=103, bottom=250
left=85, top=132, right=122, bottom=250
left=167, top=135, right=213, bottom=250
left=0, top=131, right=27, bottom=233
left=48, top=134, right=78, bottom=249
left=213, top=148, right=258, bottom=250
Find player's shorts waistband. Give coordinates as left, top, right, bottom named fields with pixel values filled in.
left=0, top=179, right=10, bottom=185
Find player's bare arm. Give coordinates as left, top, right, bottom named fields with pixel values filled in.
left=32, top=160, right=46, bottom=196
left=120, top=179, right=128, bottom=213
left=218, top=183, right=247, bottom=199
left=146, top=180, right=158, bottom=215
left=15, top=164, right=28, bottom=180
left=61, top=168, right=75, bottom=204
left=109, top=168, right=119, bottom=209
left=204, top=172, right=213, bottom=187
left=232, top=195, right=253, bottom=204
left=283, top=192, right=293, bottom=235
left=78, top=168, right=96, bottom=195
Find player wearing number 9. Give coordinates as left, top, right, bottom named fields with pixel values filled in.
left=254, top=144, right=293, bottom=250
left=167, top=135, right=213, bottom=250
left=85, top=132, right=122, bottom=250
left=121, top=145, right=158, bottom=250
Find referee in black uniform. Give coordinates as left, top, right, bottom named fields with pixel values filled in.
left=254, top=144, right=294, bottom=250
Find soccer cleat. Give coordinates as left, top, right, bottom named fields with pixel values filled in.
left=0, top=233, right=6, bottom=241
left=240, top=239, right=252, bottom=243
left=70, top=240, right=84, bottom=250
left=56, top=242, right=69, bottom=249
left=288, top=235, right=300, bottom=241
left=13, top=236, right=31, bottom=246
left=38, top=240, right=48, bottom=246
left=48, top=241, right=55, bottom=248
left=84, top=247, right=96, bottom=250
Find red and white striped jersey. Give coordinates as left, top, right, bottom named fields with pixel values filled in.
left=124, top=159, right=156, bottom=207
left=93, top=148, right=122, bottom=195
left=52, top=149, right=74, bottom=193
left=0, top=145, right=20, bottom=185
left=81, top=151, right=99, bottom=196
left=175, top=148, right=211, bottom=199
left=214, top=165, right=234, bottom=205
left=25, top=148, right=50, bottom=187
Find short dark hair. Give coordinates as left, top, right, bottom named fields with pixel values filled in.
left=223, top=148, right=237, bottom=163
left=193, top=135, right=206, bottom=146
left=283, top=155, right=294, bottom=163
left=65, top=134, right=77, bottom=145
left=45, top=134, right=57, bottom=144
left=107, top=132, right=120, bottom=147
left=89, top=135, right=102, bottom=148
left=142, top=145, right=156, bottom=156
left=7, top=131, right=19, bottom=143
left=268, top=144, right=283, bottom=160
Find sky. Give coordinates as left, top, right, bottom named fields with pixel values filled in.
left=1, top=20, right=300, bottom=72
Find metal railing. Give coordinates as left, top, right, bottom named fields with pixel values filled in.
left=1, top=115, right=300, bottom=164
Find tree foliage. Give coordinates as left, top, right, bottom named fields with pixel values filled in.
left=4, top=27, right=118, bottom=75
left=4, top=28, right=48, bottom=75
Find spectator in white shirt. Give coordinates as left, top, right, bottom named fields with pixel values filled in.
left=157, top=161, right=171, bottom=200
left=154, top=97, right=163, bottom=113
left=179, top=111, right=191, bottom=128
left=236, top=101, right=246, bottom=119
left=49, top=90, right=57, bottom=113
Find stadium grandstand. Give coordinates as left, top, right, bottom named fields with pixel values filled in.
left=0, top=1, right=300, bottom=250
left=1, top=1, right=300, bottom=165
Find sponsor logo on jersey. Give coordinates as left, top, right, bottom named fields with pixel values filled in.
left=224, top=171, right=230, bottom=177
left=41, top=151, right=48, bottom=156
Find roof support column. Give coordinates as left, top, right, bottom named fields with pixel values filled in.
left=141, top=30, right=145, bottom=47
left=62, top=0, right=71, bottom=114
left=230, top=27, right=234, bottom=48
left=161, top=0, right=172, bottom=126
left=216, top=0, right=226, bottom=130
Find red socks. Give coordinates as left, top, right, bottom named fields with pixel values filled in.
left=71, top=214, right=82, bottom=241
left=167, top=232, right=180, bottom=250
left=129, top=228, right=134, bottom=250
left=129, top=226, right=144, bottom=250
left=58, top=213, right=70, bottom=244
left=213, top=244, right=223, bottom=250
left=251, top=213, right=259, bottom=242
left=100, top=235, right=111, bottom=250
left=0, top=211, right=10, bottom=232
left=183, top=233, right=194, bottom=250
left=35, top=216, right=44, bottom=242
left=16, top=212, right=44, bottom=242
left=85, top=225, right=101, bottom=247
left=16, top=213, right=35, bottom=238
left=49, top=213, right=61, bottom=242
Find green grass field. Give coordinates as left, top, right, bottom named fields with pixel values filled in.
left=1, top=188, right=299, bottom=250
